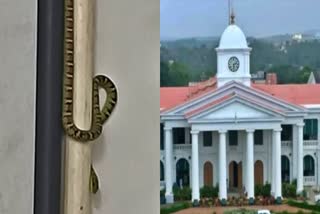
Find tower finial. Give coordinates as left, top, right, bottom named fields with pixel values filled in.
left=228, top=0, right=231, bottom=25
left=228, top=0, right=235, bottom=25
left=230, top=8, right=236, bottom=25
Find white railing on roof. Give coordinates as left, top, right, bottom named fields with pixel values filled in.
left=304, top=176, right=316, bottom=186
left=281, top=141, right=292, bottom=147
left=173, top=144, right=191, bottom=151
left=304, top=140, right=318, bottom=147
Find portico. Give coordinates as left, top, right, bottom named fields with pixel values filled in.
left=162, top=119, right=305, bottom=204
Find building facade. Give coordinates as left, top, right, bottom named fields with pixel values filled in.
left=160, top=20, right=320, bottom=204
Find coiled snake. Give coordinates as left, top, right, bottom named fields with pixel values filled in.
left=62, top=0, right=118, bottom=194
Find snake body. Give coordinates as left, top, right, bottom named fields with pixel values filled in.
left=63, top=0, right=118, bottom=193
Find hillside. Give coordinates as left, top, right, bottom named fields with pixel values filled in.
left=160, top=35, right=320, bottom=86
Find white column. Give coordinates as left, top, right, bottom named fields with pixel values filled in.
left=317, top=150, right=320, bottom=188
left=271, top=131, right=276, bottom=195
left=246, top=129, right=255, bottom=202
left=243, top=141, right=247, bottom=191
left=296, top=123, right=304, bottom=193
left=219, top=130, right=227, bottom=203
left=164, top=127, right=174, bottom=203
left=191, top=130, right=200, bottom=202
left=292, top=125, right=298, bottom=180
left=273, top=128, right=282, bottom=201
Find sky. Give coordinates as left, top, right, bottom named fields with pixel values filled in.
left=160, top=0, right=320, bottom=39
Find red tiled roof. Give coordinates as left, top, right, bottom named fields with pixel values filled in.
left=252, top=84, right=320, bottom=105
left=185, top=93, right=235, bottom=118
left=160, top=82, right=320, bottom=111
left=160, top=87, right=189, bottom=111
left=160, top=77, right=217, bottom=112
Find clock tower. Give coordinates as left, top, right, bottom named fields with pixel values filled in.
left=215, top=13, right=252, bottom=88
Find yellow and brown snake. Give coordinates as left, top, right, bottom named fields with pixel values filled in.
left=62, top=0, right=118, bottom=194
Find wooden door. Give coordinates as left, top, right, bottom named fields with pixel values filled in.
left=204, top=162, right=213, bottom=186
left=238, top=162, right=243, bottom=189
left=254, top=160, right=264, bottom=185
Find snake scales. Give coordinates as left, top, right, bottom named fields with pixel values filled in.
left=62, top=0, right=118, bottom=194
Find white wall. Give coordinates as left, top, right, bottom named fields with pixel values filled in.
left=0, top=0, right=37, bottom=213
left=92, top=0, right=159, bottom=213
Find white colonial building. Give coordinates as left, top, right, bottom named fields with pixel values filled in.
left=160, top=19, right=320, bottom=204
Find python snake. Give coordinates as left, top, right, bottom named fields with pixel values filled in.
left=62, top=0, right=118, bottom=194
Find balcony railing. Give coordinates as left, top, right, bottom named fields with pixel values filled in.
left=281, top=140, right=319, bottom=147
left=304, top=176, right=316, bottom=186
left=173, top=144, right=191, bottom=151
left=304, top=140, right=318, bottom=146
left=281, top=141, right=292, bottom=147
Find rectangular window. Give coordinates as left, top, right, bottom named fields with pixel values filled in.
left=254, top=130, right=263, bottom=145
left=304, top=119, right=318, bottom=140
left=203, top=131, right=212, bottom=147
left=228, top=131, right=238, bottom=146
left=160, top=124, right=164, bottom=150
left=173, top=128, right=185, bottom=144
left=281, top=125, right=292, bottom=141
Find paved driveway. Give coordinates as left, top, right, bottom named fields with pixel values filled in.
left=174, top=204, right=311, bottom=214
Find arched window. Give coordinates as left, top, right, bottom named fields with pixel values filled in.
left=229, top=161, right=242, bottom=188
left=176, top=159, right=190, bottom=187
left=160, top=161, right=164, bottom=181
left=281, top=156, right=290, bottom=183
left=303, top=155, right=315, bottom=176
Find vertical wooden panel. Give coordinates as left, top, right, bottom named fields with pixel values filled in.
left=254, top=160, right=264, bottom=185
left=229, top=162, right=234, bottom=187
left=238, top=162, right=243, bottom=189
left=204, top=162, right=213, bottom=186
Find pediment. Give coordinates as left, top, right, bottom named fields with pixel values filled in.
left=187, top=97, right=285, bottom=121
left=202, top=101, right=274, bottom=119
left=161, top=81, right=305, bottom=119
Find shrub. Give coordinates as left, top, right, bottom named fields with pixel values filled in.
left=255, top=182, right=271, bottom=197
left=302, top=189, right=307, bottom=199
left=160, top=202, right=191, bottom=214
left=282, top=183, right=297, bottom=198
left=287, top=200, right=320, bottom=212
left=224, top=208, right=256, bottom=214
left=261, top=182, right=271, bottom=197
left=161, top=189, right=166, bottom=197
left=291, top=179, right=297, bottom=187
left=255, top=184, right=263, bottom=197
left=200, top=185, right=219, bottom=198
left=160, top=189, right=166, bottom=204
left=173, top=186, right=192, bottom=201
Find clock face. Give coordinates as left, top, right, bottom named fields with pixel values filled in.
left=228, top=56, right=240, bottom=72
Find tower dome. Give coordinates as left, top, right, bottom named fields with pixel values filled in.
left=215, top=14, right=252, bottom=88
left=218, top=24, right=248, bottom=49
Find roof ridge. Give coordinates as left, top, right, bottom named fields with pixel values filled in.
left=185, top=92, right=236, bottom=118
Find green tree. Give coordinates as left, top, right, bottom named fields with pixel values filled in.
left=299, top=66, right=312, bottom=83
left=168, top=62, right=190, bottom=86
left=160, top=61, right=170, bottom=86
left=160, top=61, right=190, bottom=86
